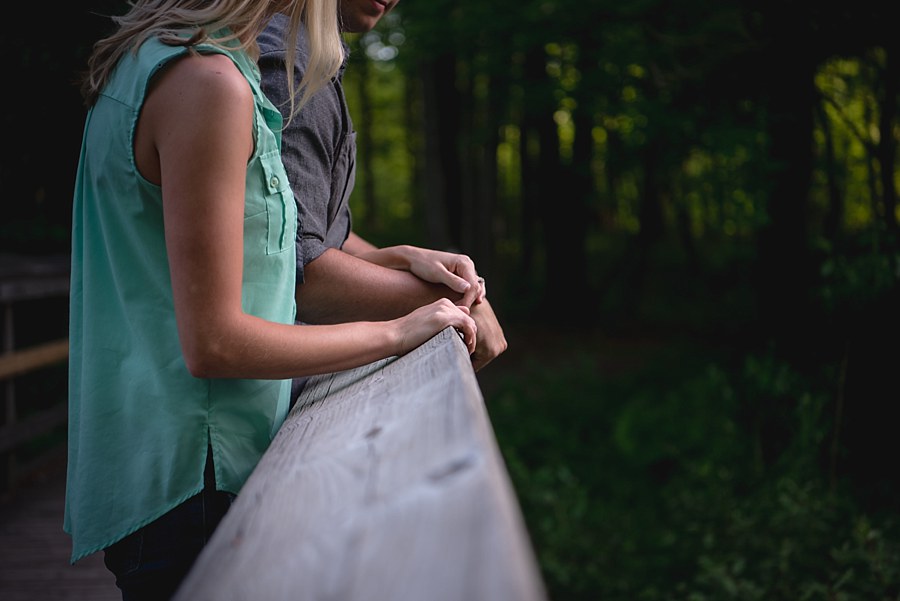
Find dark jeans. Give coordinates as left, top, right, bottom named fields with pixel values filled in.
left=103, top=454, right=235, bottom=601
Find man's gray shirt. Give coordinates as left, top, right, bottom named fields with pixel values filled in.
left=258, top=14, right=356, bottom=284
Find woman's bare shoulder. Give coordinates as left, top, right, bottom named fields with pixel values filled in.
left=138, top=49, right=255, bottom=180
left=156, top=51, right=252, bottom=107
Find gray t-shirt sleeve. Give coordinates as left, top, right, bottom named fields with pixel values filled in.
left=258, top=16, right=351, bottom=284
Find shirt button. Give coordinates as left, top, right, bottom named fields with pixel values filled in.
left=269, top=176, right=279, bottom=188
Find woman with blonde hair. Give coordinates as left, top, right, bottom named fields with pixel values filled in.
left=66, top=0, right=476, bottom=597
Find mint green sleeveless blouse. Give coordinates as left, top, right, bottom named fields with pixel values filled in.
left=65, top=35, right=297, bottom=563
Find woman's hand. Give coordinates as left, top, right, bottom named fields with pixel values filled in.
left=393, top=298, right=477, bottom=356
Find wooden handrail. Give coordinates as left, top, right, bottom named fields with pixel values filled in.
left=0, top=338, right=69, bottom=381
left=1, top=254, right=71, bottom=492
left=174, top=327, right=547, bottom=601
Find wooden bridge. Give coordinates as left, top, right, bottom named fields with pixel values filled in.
left=0, top=449, right=120, bottom=600
left=0, top=254, right=546, bottom=601
left=0, top=253, right=119, bottom=600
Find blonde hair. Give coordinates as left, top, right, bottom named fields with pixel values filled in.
left=80, top=0, right=342, bottom=119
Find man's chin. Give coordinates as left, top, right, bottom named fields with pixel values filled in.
left=341, top=18, right=381, bottom=34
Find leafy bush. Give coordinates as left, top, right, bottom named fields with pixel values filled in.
left=486, top=339, right=900, bottom=600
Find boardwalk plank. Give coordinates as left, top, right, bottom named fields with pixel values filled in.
left=0, top=453, right=120, bottom=601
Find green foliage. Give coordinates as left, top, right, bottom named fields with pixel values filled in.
left=485, top=336, right=900, bottom=600
left=812, top=55, right=884, bottom=233
left=342, top=16, right=446, bottom=248
left=818, top=234, right=900, bottom=317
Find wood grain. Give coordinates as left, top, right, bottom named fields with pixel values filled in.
left=0, top=450, right=120, bottom=601
left=174, top=327, right=547, bottom=601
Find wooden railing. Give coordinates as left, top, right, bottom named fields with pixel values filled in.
left=0, top=253, right=70, bottom=493
left=175, top=327, right=548, bottom=601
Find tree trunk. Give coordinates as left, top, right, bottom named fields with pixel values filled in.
left=354, top=54, right=377, bottom=231
left=517, top=45, right=546, bottom=293
left=434, top=53, right=464, bottom=250
left=877, top=45, right=899, bottom=237
left=404, top=60, right=426, bottom=238
left=622, top=136, right=664, bottom=318
left=473, top=70, right=505, bottom=279
left=816, top=95, right=843, bottom=243
left=418, top=55, right=460, bottom=250
left=754, top=20, right=818, bottom=360
left=545, top=41, right=594, bottom=319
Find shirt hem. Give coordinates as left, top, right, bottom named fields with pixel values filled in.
left=67, top=485, right=205, bottom=565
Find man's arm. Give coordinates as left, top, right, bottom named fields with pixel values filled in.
left=341, top=231, right=378, bottom=255
left=258, top=18, right=505, bottom=370
left=468, top=296, right=506, bottom=372
left=298, top=246, right=507, bottom=371
left=297, top=247, right=459, bottom=323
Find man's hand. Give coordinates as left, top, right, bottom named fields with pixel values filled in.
left=469, top=298, right=507, bottom=371
left=313, top=235, right=506, bottom=371
left=352, top=244, right=486, bottom=307
left=404, top=247, right=485, bottom=307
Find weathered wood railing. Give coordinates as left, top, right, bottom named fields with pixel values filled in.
left=0, top=253, right=70, bottom=494
left=175, top=326, right=547, bottom=601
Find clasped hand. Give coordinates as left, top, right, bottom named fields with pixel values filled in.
left=400, top=246, right=487, bottom=307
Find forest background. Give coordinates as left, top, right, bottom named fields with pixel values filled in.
left=2, top=1, right=899, bottom=599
